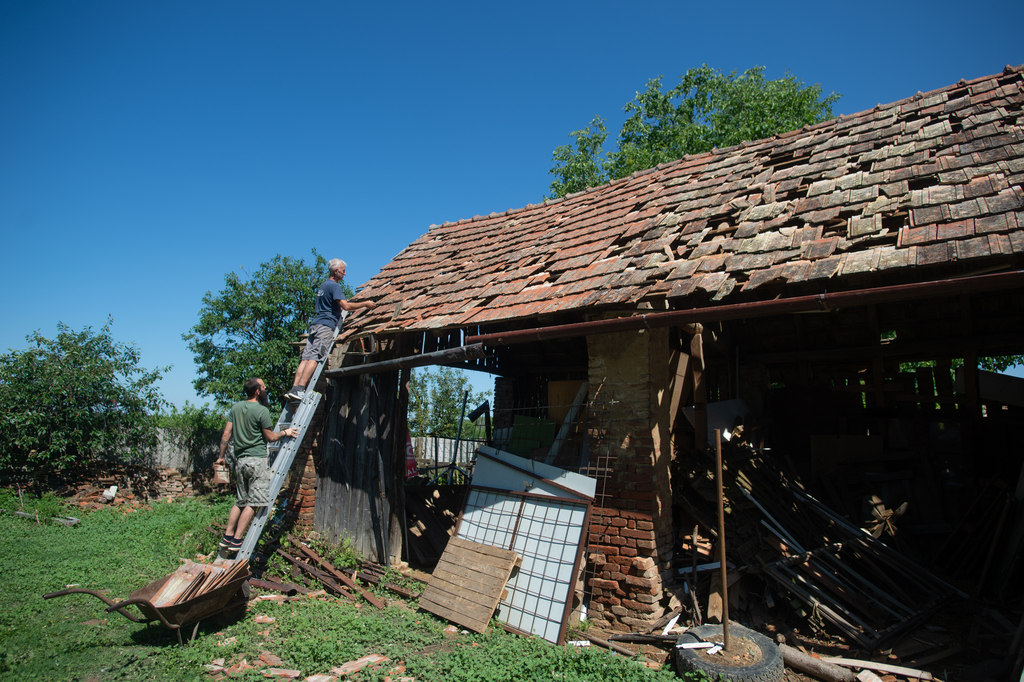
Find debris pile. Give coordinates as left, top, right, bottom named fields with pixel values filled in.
left=404, top=484, right=464, bottom=567
left=673, top=436, right=962, bottom=650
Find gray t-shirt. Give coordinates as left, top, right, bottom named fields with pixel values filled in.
left=310, top=279, right=346, bottom=329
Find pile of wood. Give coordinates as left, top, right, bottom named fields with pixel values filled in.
left=152, top=559, right=249, bottom=607
left=263, top=534, right=422, bottom=607
left=404, top=485, right=465, bottom=566
left=672, top=436, right=961, bottom=651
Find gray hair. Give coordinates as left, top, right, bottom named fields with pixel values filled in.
left=328, top=258, right=347, bottom=275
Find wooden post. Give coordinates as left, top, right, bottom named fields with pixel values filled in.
left=394, top=362, right=412, bottom=564
left=715, top=428, right=729, bottom=651
left=691, top=325, right=707, bottom=452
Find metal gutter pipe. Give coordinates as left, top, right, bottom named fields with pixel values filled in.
left=465, top=270, right=1024, bottom=347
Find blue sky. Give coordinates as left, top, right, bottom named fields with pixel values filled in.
left=2, top=1, right=1022, bottom=407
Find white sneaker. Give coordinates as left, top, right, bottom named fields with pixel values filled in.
left=284, top=388, right=305, bottom=402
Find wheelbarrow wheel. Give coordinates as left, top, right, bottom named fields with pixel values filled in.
left=675, top=623, right=783, bottom=682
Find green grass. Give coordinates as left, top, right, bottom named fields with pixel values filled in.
left=0, top=491, right=682, bottom=682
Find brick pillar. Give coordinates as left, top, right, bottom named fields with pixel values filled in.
left=585, top=328, right=674, bottom=631
left=283, top=374, right=331, bottom=533
left=493, top=376, right=515, bottom=430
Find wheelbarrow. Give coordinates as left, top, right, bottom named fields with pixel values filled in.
left=43, top=566, right=250, bottom=646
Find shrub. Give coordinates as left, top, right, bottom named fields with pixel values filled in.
left=0, top=319, right=168, bottom=472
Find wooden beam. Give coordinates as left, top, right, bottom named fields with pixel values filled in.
left=749, top=332, right=1024, bottom=365
left=324, top=344, right=486, bottom=378
left=691, top=326, right=707, bottom=452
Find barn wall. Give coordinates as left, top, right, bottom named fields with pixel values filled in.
left=585, top=328, right=675, bottom=630
left=312, top=372, right=399, bottom=564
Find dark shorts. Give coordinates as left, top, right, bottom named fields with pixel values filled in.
left=235, top=457, right=271, bottom=507
left=300, top=324, right=335, bottom=362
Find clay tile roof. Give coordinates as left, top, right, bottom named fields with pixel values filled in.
left=346, top=66, right=1024, bottom=338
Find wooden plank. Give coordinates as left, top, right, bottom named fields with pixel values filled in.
left=442, top=538, right=521, bottom=569
left=419, top=593, right=491, bottom=630
left=419, top=537, right=518, bottom=633
left=430, top=566, right=510, bottom=596
left=289, top=536, right=386, bottom=609
left=820, top=657, right=934, bottom=680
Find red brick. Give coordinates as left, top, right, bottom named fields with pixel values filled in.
left=625, top=575, right=655, bottom=590
left=636, top=539, right=657, bottom=551
left=637, top=521, right=654, bottom=531
left=610, top=518, right=627, bottom=528
left=589, top=578, right=618, bottom=590
left=621, top=528, right=655, bottom=540
left=620, top=511, right=653, bottom=521
left=621, top=599, right=661, bottom=614
left=620, top=547, right=638, bottom=557
left=596, top=545, right=620, bottom=556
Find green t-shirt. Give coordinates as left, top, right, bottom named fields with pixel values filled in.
left=228, top=400, right=273, bottom=459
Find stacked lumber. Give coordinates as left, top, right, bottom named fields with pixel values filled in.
left=151, top=559, right=249, bottom=607
left=673, top=436, right=960, bottom=650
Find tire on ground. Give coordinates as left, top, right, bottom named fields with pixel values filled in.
left=675, top=623, right=783, bottom=682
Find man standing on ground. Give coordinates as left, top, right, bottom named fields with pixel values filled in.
left=215, top=377, right=297, bottom=553
left=284, top=258, right=375, bottom=402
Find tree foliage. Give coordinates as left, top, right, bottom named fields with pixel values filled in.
left=184, top=250, right=352, bottom=406
left=0, top=319, right=167, bottom=472
left=408, top=367, right=491, bottom=438
left=548, top=65, right=840, bottom=198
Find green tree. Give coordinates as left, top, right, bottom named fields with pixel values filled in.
left=0, top=319, right=167, bottom=472
left=408, top=367, right=491, bottom=438
left=184, top=250, right=352, bottom=406
left=548, top=65, right=840, bottom=198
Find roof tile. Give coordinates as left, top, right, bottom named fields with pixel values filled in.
left=340, top=68, right=1024, bottom=337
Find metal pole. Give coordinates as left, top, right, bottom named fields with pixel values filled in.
left=715, top=428, right=730, bottom=651
left=466, top=270, right=1024, bottom=347
left=453, top=390, right=469, bottom=467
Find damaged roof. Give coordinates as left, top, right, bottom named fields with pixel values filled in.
left=347, top=65, right=1024, bottom=338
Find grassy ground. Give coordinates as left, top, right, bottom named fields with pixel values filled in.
left=0, top=490, right=683, bottom=682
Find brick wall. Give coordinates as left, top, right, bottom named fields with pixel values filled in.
left=282, top=374, right=330, bottom=533
left=585, top=328, right=675, bottom=631
left=493, top=376, right=515, bottom=430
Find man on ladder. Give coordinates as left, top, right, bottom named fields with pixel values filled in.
left=223, top=257, right=375, bottom=561
left=285, top=258, right=376, bottom=402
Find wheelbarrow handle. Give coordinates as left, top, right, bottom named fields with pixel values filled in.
left=106, top=597, right=179, bottom=630
left=42, top=588, right=147, bottom=624
left=44, top=588, right=118, bottom=608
